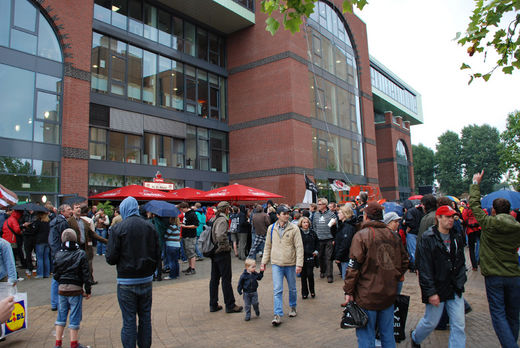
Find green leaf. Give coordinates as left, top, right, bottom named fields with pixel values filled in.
left=343, top=0, right=354, bottom=13
left=502, top=66, right=514, bottom=74
left=482, top=73, right=491, bottom=81
left=468, top=75, right=474, bottom=85
left=453, top=32, right=462, bottom=41
left=460, top=62, right=471, bottom=70
left=265, top=17, right=280, bottom=36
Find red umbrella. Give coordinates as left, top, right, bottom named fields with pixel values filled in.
left=408, top=194, right=423, bottom=200
left=168, top=187, right=206, bottom=201
left=199, top=183, right=283, bottom=201
left=89, top=185, right=173, bottom=201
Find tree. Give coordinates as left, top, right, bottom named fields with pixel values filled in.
left=435, top=131, right=464, bottom=196
left=261, top=0, right=520, bottom=81
left=500, top=110, right=520, bottom=190
left=460, top=124, right=504, bottom=194
left=412, top=144, right=435, bottom=188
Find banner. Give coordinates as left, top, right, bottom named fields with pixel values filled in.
left=304, top=174, right=318, bottom=203
left=0, top=291, right=28, bottom=338
left=330, top=179, right=350, bottom=192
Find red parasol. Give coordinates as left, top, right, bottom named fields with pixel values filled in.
left=199, top=183, right=283, bottom=202
left=0, top=184, right=18, bottom=207
left=408, top=194, right=423, bottom=200
left=89, top=185, right=174, bottom=201
left=168, top=187, right=206, bottom=201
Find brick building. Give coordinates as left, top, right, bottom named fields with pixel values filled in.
left=0, top=0, right=422, bottom=205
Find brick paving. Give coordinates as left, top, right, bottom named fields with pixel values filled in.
left=2, top=251, right=513, bottom=347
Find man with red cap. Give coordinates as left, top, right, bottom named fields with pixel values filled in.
left=410, top=205, right=467, bottom=348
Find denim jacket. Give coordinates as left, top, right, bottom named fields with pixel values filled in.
left=0, top=238, right=17, bottom=283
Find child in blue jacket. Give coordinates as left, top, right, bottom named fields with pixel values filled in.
left=237, top=259, right=264, bottom=321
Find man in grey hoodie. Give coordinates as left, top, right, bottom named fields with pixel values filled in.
left=312, top=197, right=337, bottom=283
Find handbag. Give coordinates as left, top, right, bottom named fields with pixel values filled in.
left=340, top=301, right=368, bottom=329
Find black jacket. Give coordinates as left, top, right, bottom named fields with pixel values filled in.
left=300, top=228, right=319, bottom=261
left=106, top=215, right=160, bottom=279
left=417, top=226, right=466, bottom=304
left=404, top=206, right=424, bottom=235
left=182, top=209, right=199, bottom=238
left=238, top=206, right=251, bottom=234
left=34, top=219, right=50, bottom=245
left=53, top=241, right=91, bottom=294
left=237, top=269, right=264, bottom=294
left=334, top=218, right=357, bottom=262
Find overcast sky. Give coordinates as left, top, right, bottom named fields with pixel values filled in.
left=354, top=0, right=520, bottom=151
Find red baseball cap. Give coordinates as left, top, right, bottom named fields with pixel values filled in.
left=436, top=205, right=457, bottom=216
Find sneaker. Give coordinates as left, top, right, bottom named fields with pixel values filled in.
left=196, top=257, right=204, bottom=261
left=182, top=267, right=191, bottom=273
left=327, top=276, right=334, bottom=283
left=410, top=330, right=421, bottom=348
left=288, top=307, right=297, bottom=317
left=76, top=344, right=91, bottom=348
left=244, top=315, right=250, bottom=321
left=255, top=308, right=260, bottom=317
left=163, top=276, right=172, bottom=280
left=210, top=305, right=223, bottom=312
left=272, top=314, right=281, bottom=326
left=185, top=268, right=196, bottom=275
left=226, top=305, right=243, bottom=313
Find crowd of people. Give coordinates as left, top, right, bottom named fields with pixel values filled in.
left=0, top=169, right=519, bottom=348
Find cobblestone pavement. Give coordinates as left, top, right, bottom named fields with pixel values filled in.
left=2, top=250, right=513, bottom=347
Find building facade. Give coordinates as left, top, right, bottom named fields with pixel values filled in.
left=0, top=0, right=422, bottom=205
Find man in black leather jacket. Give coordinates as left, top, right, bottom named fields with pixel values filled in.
left=410, top=205, right=467, bottom=348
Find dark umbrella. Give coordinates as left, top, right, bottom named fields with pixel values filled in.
left=63, top=196, right=88, bottom=206
left=382, top=202, right=404, bottom=217
left=481, top=189, right=520, bottom=210
left=12, top=202, right=48, bottom=213
left=143, top=200, right=180, bottom=217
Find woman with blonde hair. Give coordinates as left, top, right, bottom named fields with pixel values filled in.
left=334, top=205, right=357, bottom=282
left=34, top=211, right=51, bottom=278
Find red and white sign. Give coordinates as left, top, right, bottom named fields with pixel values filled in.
left=144, top=182, right=174, bottom=191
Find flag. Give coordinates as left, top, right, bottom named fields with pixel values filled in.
left=305, top=174, right=318, bottom=193
left=304, top=174, right=318, bottom=204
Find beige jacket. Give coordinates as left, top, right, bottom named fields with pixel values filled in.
left=261, top=221, right=304, bottom=267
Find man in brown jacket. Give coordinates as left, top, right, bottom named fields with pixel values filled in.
left=247, top=205, right=271, bottom=259
left=344, top=201, right=408, bottom=347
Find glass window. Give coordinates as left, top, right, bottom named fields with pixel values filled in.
left=108, top=131, right=124, bottom=162
left=172, top=16, right=183, bottom=52
left=337, top=88, right=350, bottom=130
left=111, top=0, right=128, bottom=30
left=198, top=70, right=208, bottom=118
left=184, top=22, right=196, bottom=56
left=32, top=159, right=59, bottom=176
left=173, top=138, right=184, bottom=168
left=172, top=61, right=183, bottom=111
left=38, top=14, right=62, bottom=62
left=209, top=33, right=219, bottom=65
left=10, top=29, right=37, bottom=55
left=209, top=73, right=219, bottom=120
left=36, top=92, right=59, bottom=122
left=91, top=33, right=109, bottom=93
left=128, top=0, right=143, bottom=36
left=340, top=137, right=352, bottom=173
left=186, top=126, right=196, bottom=169
left=197, top=28, right=208, bottom=61
left=89, top=128, right=107, bottom=160
left=126, top=134, right=141, bottom=164
left=143, top=51, right=157, bottom=105
left=127, top=45, right=142, bottom=101
left=219, top=76, right=226, bottom=120
left=157, top=56, right=171, bottom=108
left=0, top=64, right=34, bottom=141
left=144, top=133, right=159, bottom=165
left=210, top=130, right=227, bottom=172
left=334, top=46, right=347, bottom=81
left=37, top=74, right=61, bottom=93
left=111, top=55, right=126, bottom=95
left=396, top=140, right=408, bottom=161
left=157, top=8, right=171, bottom=47
left=94, top=0, right=111, bottom=23
left=198, top=127, right=209, bottom=170
left=162, top=136, right=172, bottom=167
left=0, top=0, right=10, bottom=47
left=185, top=65, right=196, bottom=113
left=321, top=37, right=334, bottom=74
left=143, top=3, right=158, bottom=42
left=34, top=121, right=59, bottom=144
left=14, top=0, right=36, bottom=32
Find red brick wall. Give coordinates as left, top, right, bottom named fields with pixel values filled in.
left=39, top=0, right=93, bottom=198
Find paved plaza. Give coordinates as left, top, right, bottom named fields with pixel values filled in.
left=2, top=251, right=510, bottom=348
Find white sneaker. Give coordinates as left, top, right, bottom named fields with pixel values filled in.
left=272, top=314, right=281, bottom=326
left=288, top=307, right=297, bottom=317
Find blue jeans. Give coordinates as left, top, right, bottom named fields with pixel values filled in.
left=340, top=262, right=348, bottom=280
left=356, top=304, right=395, bottom=348
left=51, top=278, right=59, bottom=309
left=272, top=264, right=296, bottom=316
left=180, top=240, right=187, bottom=262
left=406, top=233, right=417, bottom=269
left=413, top=294, right=465, bottom=347
left=96, top=228, right=107, bottom=255
left=55, top=295, right=83, bottom=329
left=117, top=282, right=153, bottom=348
left=195, top=236, right=203, bottom=258
left=485, top=276, right=520, bottom=348
left=35, top=243, right=50, bottom=277
left=165, top=245, right=180, bottom=278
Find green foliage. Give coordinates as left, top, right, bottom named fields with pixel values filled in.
left=435, top=131, right=464, bottom=196
left=96, top=200, right=115, bottom=218
left=500, top=110, right=520, bottom=190
left=412, top=144, right=435, bottom=187
left=457, top=0, right=520, bottom=83
left=460, top=124, right=505, bottom=194
left=261, top=0, right=520, bottom=81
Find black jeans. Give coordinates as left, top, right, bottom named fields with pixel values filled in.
left=301, top=260, right=315, bottom=296
left=209, top=251, right=236, bottom=310
left=117, top=282, right=153, bottom=348
left=467, top=230, right=481, bottom=269
left=318, top=239, right=334, bottom=278
left=23, top=235, right=36, bottom=271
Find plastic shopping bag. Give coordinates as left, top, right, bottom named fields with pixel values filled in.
left=340, top=301, right=368, bottom=329
left=0, top=284, right=28, bottom=339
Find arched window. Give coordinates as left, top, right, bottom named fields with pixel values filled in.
left=396, top=140, right=409, bottom=187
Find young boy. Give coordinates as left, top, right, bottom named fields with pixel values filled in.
left=237, top=259, right=263, bottom=321
left=53, top=228, right=91, bottom=348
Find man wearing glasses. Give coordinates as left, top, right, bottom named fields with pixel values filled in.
left=312, top=198, right=337, bottom=283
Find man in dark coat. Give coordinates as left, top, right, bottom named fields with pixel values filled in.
left=49, top=204, right=72, bottom=311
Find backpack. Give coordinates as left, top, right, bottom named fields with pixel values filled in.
left=197, top=217, right=217, bottom=257
left=229, top=214, right=239, bottom=233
